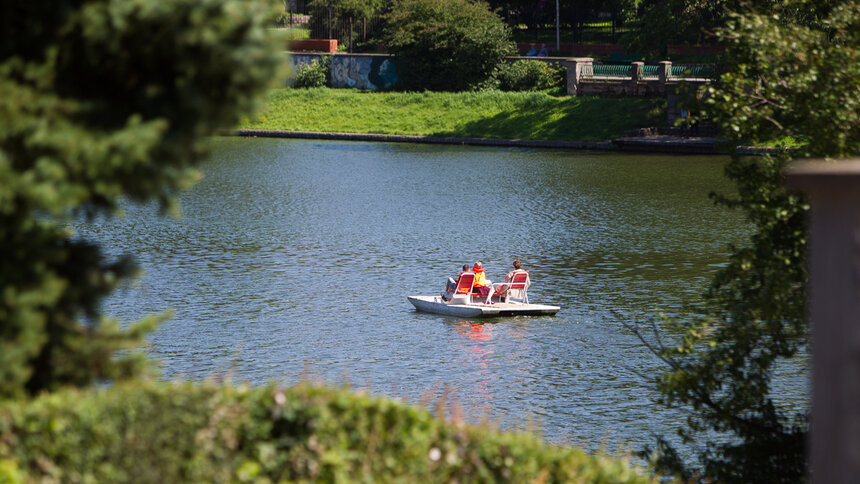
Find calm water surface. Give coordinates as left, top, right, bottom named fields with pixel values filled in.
left=80, top=138, right=805, bottom=456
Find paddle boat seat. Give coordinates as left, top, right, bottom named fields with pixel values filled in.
left=492, top=271, right=530, bottom=304
left=449, top=272, right=476, bottom=304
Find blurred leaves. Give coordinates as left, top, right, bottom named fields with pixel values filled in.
left=640, top=1, right=858, bottom=481
left=0, top=0, right=282, bottom=399
left=0, top=382, right=660, bottom=483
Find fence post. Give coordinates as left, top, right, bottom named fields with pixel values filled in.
left=658, top=60, right=671, bottom=85
left=563, top=57, right=592, bottom=96
left=631, top=61, right=644, bottom=82
left=784, top=158, right=860, bottom=484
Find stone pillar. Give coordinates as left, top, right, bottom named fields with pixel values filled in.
left=563, top=57, right=593, bottom=96
left=784, top=158, right=860, bottom=484
left=631, top=61, right=644, bottom=82
left=658, top=60, right=672, bottom=85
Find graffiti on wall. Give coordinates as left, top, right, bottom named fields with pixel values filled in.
left=290, top=54, right=398, bottom=90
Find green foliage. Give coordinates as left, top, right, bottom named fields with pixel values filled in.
left=242, top=88, right=666, bottom=141
left=621, top=0, right=728, bottom=55
left=0, top=382, right=659, bottom=483
left=637, top=1, right=860, bottom=481
left=0, top=0, right=282, bottom=399
left=383, top=0, right=516, bottom=91
left=703, top=1, right=860, bottom=158
left=293, top=57, right=332, bottom=88
left=310, top=0, right=386, bottom=20
left=494, top=60, right=565, bottom=92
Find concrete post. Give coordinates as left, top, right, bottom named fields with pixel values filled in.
left=784, top=158, right=860, bottom=484
left=563, top=57, right=593, bottom=96
left=659, top=60, right=672, bottom=85
left=631, top=61, right=644, bottom=82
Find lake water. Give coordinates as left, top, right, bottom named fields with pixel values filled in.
left=79, top=138, right=793, bottom=456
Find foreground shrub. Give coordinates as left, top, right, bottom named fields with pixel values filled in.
left=293, top=57, right=332, bottom=88
left=0, top=0, right=281, bottom=400
left=495, top=60, right=565, bottom=92
left=383, top=0, right=515, bottom=91
left=0, top=382, right=659, bottom=483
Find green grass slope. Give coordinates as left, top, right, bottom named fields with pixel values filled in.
left=242, top=88, right=666, bottom=142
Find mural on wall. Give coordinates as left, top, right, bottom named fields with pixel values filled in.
left=290, top=54, right=398, bottom=90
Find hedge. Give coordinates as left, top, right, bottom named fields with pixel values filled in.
left=0, top=382, right=662, bottom=483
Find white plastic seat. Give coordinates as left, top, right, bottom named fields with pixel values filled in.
left=492, top=271, right=530, bottom=304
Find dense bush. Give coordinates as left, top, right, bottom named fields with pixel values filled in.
left=495, top=60, right=565, bottom=92
left=383, top=0, right=515, bottom=91
left=293, top=57, right=332, bottom=88
left=0, top=382, right=659, bottom=483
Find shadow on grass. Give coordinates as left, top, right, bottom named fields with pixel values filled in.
left=434, top=97, right=665, bottom=142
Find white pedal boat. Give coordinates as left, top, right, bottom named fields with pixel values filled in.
left=407, top=270, right=560, bottom=318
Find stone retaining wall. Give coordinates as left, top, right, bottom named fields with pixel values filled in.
left=288, top=53, right=710, bottom=95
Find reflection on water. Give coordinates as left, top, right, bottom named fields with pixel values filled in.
left=78, top=138, right=807, bottom=457
left=456, top=322, right=496, bottom=414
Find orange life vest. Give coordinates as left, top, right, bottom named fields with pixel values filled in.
left=473, top=267, right=486, bottom=288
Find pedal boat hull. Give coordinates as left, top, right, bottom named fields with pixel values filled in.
left=407, top=295, right=559, bottom=318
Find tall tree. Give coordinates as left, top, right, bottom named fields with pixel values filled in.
left=0, top=0, right=281, bottom=400
left=635, top=0, right=860, bottom=481
left=383, top=0, right=515, bottom=91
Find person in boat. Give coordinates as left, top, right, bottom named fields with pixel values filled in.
left=506, top=258, right=528, bottom=282
left=494, top=258, right=528, bottom=299
left=442, top=264, right=471, bottom=301
left=471, top=261, right=492, bottom=297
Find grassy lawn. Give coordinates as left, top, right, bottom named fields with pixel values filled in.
left=241, top=88, right=666, bottom=142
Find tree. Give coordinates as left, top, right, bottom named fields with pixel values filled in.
left=383, top=0, right=515, bottom=91
left=621, top=0, right=728, bottom=55
left=0, top=0, right=282, bottom=400
left=634, top=0, right=860, bottom=481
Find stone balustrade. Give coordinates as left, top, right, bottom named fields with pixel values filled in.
left=563, top=57, right=711, bottom=96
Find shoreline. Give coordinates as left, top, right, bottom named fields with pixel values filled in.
left=234, top=129, right=615, bottom=151
left=233, top=129, right=774, bottom=156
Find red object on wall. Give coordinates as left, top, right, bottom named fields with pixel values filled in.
left=288, top=39, right=338, bottom=52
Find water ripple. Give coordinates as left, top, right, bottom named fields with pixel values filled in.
left=76, top=138, right=807, bottom=458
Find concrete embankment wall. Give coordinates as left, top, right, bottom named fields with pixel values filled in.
left=290, top=53, right=398, bottom=90
left=287, top=52, right=710, bottom=97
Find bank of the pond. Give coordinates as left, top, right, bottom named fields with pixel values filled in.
left=234, top=129, right=744, bottom=155
left=236, top=128, right=616, bottom=150
left=240, top=88, right=666, bottom=142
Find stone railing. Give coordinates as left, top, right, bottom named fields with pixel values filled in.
left=564, top=58, right=713, bottom=96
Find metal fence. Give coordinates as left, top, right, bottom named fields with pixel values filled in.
left=581, top=63, right=716, bottom=79
left=513, top=20, right=635, bottom=45
left=306, top=7, right=386, bottom=50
